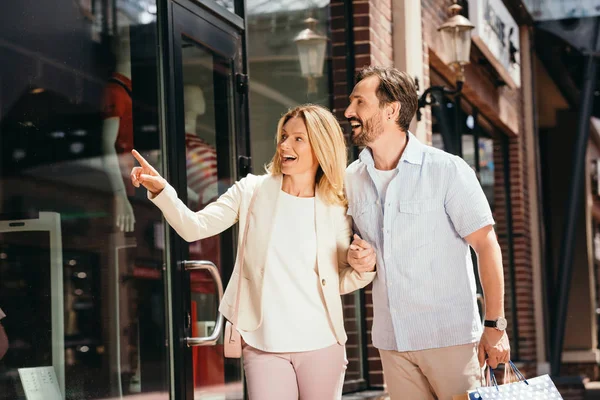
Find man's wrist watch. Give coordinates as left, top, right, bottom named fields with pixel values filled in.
left=484, top=317, right=507, bottom=331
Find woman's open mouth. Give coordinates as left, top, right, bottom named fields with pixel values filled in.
left=281, top=155, right=297, bottom=164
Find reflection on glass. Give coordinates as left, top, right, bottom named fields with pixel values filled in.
left=247, top=1, right=332, bottom=172
left=0, top=1, right=167, bottom=399
left=478, top=137, right=495, bottom=210
left=462, top=134, right=475, bottom=169
left=213, top=0, right=234, bottom=13
left=432, top=133, right=445, bottom=151
left=180, top=39, right=242, bottom=400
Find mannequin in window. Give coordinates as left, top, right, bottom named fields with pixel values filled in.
left=184, top=84, right=219, bottom=270
left=184, top=84, right=218, bottom=210
left=102, top=26, right=135, bottom=232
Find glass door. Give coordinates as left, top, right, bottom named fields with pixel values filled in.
left=163, top=2, right=247, bottom=399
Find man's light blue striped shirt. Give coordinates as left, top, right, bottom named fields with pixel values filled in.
left=345, top=132, right=495, bottom=352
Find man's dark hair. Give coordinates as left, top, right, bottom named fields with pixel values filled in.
left=356, top=66, right=418, bottom=132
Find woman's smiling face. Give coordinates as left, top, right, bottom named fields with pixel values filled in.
left=278, top=116, right=319, bottom=177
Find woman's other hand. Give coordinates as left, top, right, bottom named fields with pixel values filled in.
left=347, top=234, right=376, bottom=273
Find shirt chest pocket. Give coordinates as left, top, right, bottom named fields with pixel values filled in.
left=347, top=202, right=379, bottom=244
left=394, top=199, right=441, bottom=249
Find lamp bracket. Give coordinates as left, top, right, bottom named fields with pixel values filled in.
left=415, top=78, right=464, bottom=121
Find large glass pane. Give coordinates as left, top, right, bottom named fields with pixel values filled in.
left=478, top=136, right=495, bottom=210
left=213, top=0, right=234, bottom=13
left=0, top=1, right=168, bottom=399
left=180, top=38, right=242, bottom=400
left=247, top=0, right=332, bottom=172
left=462, top=134, right=476, bottom=169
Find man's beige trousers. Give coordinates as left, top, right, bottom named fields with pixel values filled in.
left=379, top=342, right=484, bottom=400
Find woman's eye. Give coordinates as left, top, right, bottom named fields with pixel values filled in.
left=296, top=137, right=303, bottom=142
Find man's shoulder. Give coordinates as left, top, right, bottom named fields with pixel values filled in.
left=345, top=158, right=364, bottom=175
left=344, top=159, right=368, bottom=193
left=421, top=145, right=464, bottom=171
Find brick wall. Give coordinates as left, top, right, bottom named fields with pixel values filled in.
left=330, top=0, right=394, bottom=122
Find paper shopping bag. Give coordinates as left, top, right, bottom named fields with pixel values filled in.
left=470, top=361, right=563, bottom=399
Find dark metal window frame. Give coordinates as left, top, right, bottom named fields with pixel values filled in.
left=157, top=1, right=248, bottom=398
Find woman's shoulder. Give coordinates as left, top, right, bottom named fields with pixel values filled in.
left=235, top=173, right=277, bottom=193
left=323, top=199, right=349, bottom=220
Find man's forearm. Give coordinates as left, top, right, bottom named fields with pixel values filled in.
left=477, top=238, right=505, bottom=320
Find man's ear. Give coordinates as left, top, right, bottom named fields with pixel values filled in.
left=386, top=102, right=401, bottom=120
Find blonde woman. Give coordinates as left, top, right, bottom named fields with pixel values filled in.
left=130, top=104, right=376, bottom=399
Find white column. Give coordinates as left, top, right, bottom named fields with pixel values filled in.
left=392, top=0, right=426, bottom=142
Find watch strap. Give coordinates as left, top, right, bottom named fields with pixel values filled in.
left=484, top=319, right=497, bottom=328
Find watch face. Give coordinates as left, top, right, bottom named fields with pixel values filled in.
left=497, top=317, right=508, bottom=330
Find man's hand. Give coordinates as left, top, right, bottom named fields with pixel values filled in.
left=347, top=234, right=376, bottom=273
left=478, top=327, right=510, bottom=368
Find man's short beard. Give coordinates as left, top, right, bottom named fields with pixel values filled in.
left=351, top=111, right=384, bottom=147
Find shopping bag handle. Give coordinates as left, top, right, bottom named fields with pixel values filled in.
left=508, top=361, right=528, bottom=383
left=488, top=361, right=529, bottom=392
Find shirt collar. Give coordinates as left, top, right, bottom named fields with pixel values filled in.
left=359, top=131, right=424, bottom=168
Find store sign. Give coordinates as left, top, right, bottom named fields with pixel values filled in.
left=523, top=0, right=600, bottom=21
left=469, top=0, right=521, bottom=88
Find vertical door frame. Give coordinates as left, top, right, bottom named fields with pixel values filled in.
left=156, top=1, right=248, bottom=398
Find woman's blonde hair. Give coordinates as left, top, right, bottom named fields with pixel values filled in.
left=266, top=104, right=348, bottom=206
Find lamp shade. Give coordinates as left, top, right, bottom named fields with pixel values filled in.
left=438, top=7, right=474, bottom=70
left=294, top=18, right=327, bottom=78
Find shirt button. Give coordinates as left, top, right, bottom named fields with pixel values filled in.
left=375, top=200, right=380, bottom=206
left=321, top=278, right=326, bottom=286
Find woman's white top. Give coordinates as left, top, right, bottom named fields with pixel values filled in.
left=240, top=190, right=337, bottom=352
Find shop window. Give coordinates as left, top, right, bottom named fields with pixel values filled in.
left=212, top=0, right=234, bottom=13
left=247, top=3, right=332, bottom=173
left=0, top=1, right=169, bottom=398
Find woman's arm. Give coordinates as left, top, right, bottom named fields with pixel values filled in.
left=336, top=210, right=376, bottom=294
left=150, top=176, right=254, bottom=242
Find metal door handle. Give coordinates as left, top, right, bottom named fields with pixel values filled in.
left=181, top=260, right=224, bottom=347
